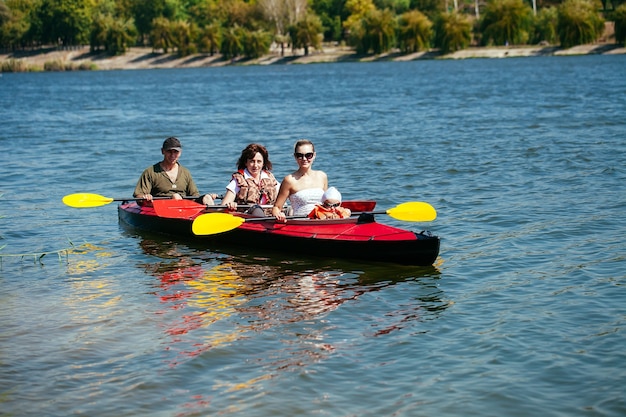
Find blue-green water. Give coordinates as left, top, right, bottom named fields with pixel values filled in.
left=1, top=55, right=625, bottom=417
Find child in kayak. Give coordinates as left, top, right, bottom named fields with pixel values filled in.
left=308, top=187, right=351, bottom=220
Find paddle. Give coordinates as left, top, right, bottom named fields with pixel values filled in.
left=62, top=193, right=220, bottom=208
left=192, top=201, right=437, bottom=236
left=151, top=199, right=273, bottom=219
left=152, top=199, right=207, bottom=218
left=152, top=199, right=372, bottom=219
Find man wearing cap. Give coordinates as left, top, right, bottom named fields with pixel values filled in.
left=133, top=137, right=216, bottom=205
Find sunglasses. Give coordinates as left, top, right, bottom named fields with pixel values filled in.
left=294, top=152, right=314, bottom=160
left=323, top=202, right=341, bottom=208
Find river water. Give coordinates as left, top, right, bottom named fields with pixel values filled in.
left=1, top=55, right=625, bottom=417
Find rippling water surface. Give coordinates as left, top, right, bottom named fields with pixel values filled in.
left=1, top=55, right=625, bottom=417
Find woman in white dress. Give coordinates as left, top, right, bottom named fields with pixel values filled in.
left=272, top=139, right=328, bottom=222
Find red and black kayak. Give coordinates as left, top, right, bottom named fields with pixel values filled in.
left=117, top=200, right=440, bottom=266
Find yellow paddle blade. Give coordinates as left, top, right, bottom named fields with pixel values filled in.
left=62, top=193, right=114, bottom=208
left=386, top=202, right=437, bottom=222
left=192, top=213, right=246, bottom=235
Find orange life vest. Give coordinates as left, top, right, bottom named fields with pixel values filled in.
left=307, top=204, right=351, bottom=220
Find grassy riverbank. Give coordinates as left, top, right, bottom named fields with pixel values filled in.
left=2, top=43, right=625, bottom=72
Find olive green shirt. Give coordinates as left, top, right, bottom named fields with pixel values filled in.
left=133, top=163, right=200, bottom=198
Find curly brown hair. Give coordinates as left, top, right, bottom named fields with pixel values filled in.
left=236, top=143, right=273, bottom=171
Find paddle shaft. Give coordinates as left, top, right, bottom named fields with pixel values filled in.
left=164, top=204, right=273, bottom=210
left=225, top=210, right=387, bottom=223
left=122, top=195, right=224, bottom=202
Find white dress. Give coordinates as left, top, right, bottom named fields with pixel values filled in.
left=289, top=188, right=325, bottom=216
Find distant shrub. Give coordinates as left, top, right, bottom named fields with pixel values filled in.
left=44, top=60, right=68, bottom=71
left=243, top=29, right=272, bottom=58
left=42, top=60, right=94, bottom=71
left=397, top=10, right=433, bottom=52
left=1, top=58, right=28, bottom=72
left=433, top=11, right=472, bottom=54
left=171, top=20, right=198, bottom=57
left=533, top=7, right=559, bottom=45
left=78, top=62, right=97, bottom=70
left=558, top=0, right=605, bottom=48
left=343, top=8, right=397, bottom=55
left=289, top=13, right=324, bottom=55
left=615, top=4, right=626, bottom=45
left=197, top=22, right=222, bottom=55
left=91, top=14, right=137, bottom=55
left=221, top=25, right=245, bottom=59
left=479, top=0, right=533, bottom=46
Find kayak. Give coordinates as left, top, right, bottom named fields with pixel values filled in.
left=117, top=201, right=440, bottom=266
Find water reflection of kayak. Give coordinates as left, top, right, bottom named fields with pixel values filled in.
left=118, top=200, right=440, bottom=266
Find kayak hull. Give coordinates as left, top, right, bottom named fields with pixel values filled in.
left=118, top=202, right=440, bottom=266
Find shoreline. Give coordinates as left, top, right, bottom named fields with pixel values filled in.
left=2, top=43, right=625, bottom=71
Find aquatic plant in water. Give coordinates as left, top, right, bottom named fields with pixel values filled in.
left=0, top=194, right=92, bottom=266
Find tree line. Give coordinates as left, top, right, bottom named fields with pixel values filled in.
left=1, top=0, right=625, bottom=59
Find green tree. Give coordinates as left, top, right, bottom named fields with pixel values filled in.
left=0, top=1, right=26, bottom=48
left=112, top=0, right=135, bottom=21
left=362, top=8, right=396, bottom=53
left=532, top=6, right=558, bottom=44
left=188, top=0, right=217, bottom=27
left=91, top=13, right=112, bottom=51
left=397, top=9, right=432, bottom=52
left=557, top=0, right=604, bottom=47
left=5, top=0, right=43, bottom=48
left=598, top=0, right=625, bottom=10
left=310, top=0, right=347, bottom=41
left=132, top=0, right=158, bottom=41
left=410, top=0, right=444, bottom=19
left=34, top=0, right=93, bottom=46
left=433, top=11, right=472, bottom=53
left=344, top=0, right=376, bottom=31
left=0, top=2, right=12, bottom=48
left=150, top=16, right=173, bottom=52
left=614, top=3, right=626, bottom=44
left=346, top=16, right=367, bottom=52
left=91, top=12, right=137, bottom=54
left=218, top=0, right=255, bottom=28
left=243, top=28, right=272, bottom=57
left=220, top=24, right=245, bottom=58
left=479, top=0, right=533, bottom=45
left=289, top=13, right=324, bottom=55
left=170, top=19, right=197, bottom=56
left=131, top=0, right=182, bottom=43
left=0, top=2, right=11, bottom=26
left=197, top=21, right=222, bottom=55
left=91, top=0, right=135, bottom=28
left=374, top=0, right=410, bottom=14
left=107, top=18, right=136, bottom=54
left=343, top=0, right=376, bottom=53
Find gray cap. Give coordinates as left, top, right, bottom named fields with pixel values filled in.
left=162, top=137, right=182, bottom=151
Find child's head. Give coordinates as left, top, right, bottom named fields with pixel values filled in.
left=322, top=187, right=342, bottom=208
